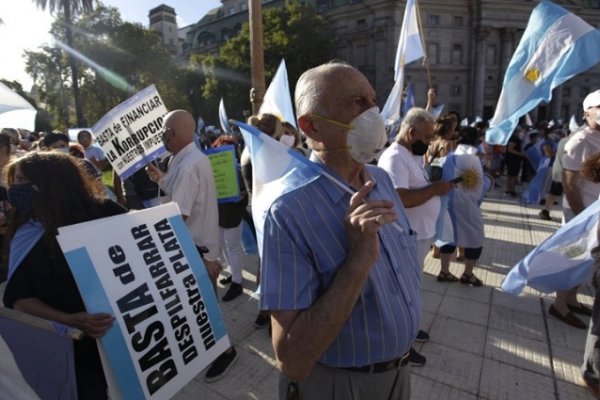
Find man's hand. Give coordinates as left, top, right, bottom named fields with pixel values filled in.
left=345, top=181, right=397, bottom=266
left=146, top=163, right=165, bottom=183
left=204, top=258, right=224, bottom=282
left=69, top=312, right=114, bottom=338
left=431, top=180, right=456, bottom=196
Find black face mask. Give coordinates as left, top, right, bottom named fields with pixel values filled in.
left=411, top=139, right=429, bottom=156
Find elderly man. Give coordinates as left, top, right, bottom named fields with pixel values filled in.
left=260, top=62, right=420, bottom=399
left=146, top=109, right=237, bottom=382
left=548, top=90, right=600, bottom=332
left=378, top=107, right=455, bottom=366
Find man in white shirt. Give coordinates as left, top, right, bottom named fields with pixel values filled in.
left=378, top=107, right=455, bottom=367
left=146, top=109, right=237, bottom=382
left=77, top=130, right=107, bottom=171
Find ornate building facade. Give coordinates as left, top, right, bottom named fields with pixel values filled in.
left=153, top=0, right=600, bottom=123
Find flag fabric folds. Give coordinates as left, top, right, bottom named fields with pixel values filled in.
left=219, top=98, right=230, bottom=134
left=402, top=83, right=415, bottom=116
left=259, top=58, right=297, bottom=128
left=502, top=198, right=600, bottom=295
left=381, top=0, right=424, bottom=124
left=0, top=82, right=37, bottom=131
left=234, top=121, right=322, bottom=255
left=0, top=310, right=78, bottom=400
left=486, top=0, right=600, bottom=145
left=394, top=0, right=425, bottom=82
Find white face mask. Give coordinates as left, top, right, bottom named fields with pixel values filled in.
left=279, top=134, right=295, bottom=148
left=54, top=147, right=70, bottom=154
left=346, top=106, right=388, bottom=164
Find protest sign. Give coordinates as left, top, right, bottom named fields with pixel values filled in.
left=204, top=144, right=241, bottom=203
left=57, top=203, right=229, bottom=400
left=92, top=85, right=168, bottom=180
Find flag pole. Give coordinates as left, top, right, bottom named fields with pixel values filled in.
left=414, top=0, right=432, bottom=88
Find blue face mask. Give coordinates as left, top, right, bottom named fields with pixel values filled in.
left=8, top=183, right=38, bottom=214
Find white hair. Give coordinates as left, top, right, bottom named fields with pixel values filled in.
left=396, top=108, right=434, bottom=142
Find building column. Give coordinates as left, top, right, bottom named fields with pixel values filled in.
left=472, top=28, right=488, bottom=119
left=499, top=28, right=514, bottom=89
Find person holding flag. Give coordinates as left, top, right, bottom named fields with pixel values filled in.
left=260, top=62, right=420, bottom=399
left=549, top=90, right=600, bottom=329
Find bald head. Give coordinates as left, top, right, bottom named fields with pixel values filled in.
left=162, top=109, right=196, bottom=154
left=295, top=62, right=357, bottom=118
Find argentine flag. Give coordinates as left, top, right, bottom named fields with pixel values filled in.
left=259, top=58, right=297, bottom=129
left=502, top=198, right=600, bottom=295
left=234, top=121, right=322, bottom=255
left=218, top=97, right=230, bottom=134
left=486, top=0, right=600, bottom=145
left=381, top=0, right=424, bottom=124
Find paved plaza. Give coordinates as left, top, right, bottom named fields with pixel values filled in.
left=177, top=180, right=598, bottom=400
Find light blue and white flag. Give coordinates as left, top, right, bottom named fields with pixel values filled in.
left=381, top=0, right=424, bottom=124
left=233, top=121, right=322, bottom=255
left=394, top=0, right=424, bottom=82
left=402, top=82, right=415, bottom=116
left=381, top=79, right=403, bottom=124
left=502, top=198, right=600, bottom=295
left=431, top=104, right=445, bottom=119
left=487, top=0, right=600, bottom=145
left=219, top=97, right=230, bottom=134
left=259, top=58, right=297, bottom=129
left=521, top=156, right=551, bottom=205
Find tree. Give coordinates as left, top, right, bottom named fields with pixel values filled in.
left=32, top=0, right=95, bottom=127
left=193, top=0, right=333, bottom=124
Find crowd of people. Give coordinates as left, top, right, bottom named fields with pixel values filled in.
left=1, top=61, right=600, bottom=399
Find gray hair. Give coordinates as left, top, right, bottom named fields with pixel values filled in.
left=396, top=108, right=434, bottom=142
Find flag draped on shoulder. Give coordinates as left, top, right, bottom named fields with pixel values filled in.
left=381, top=0, right=424, bottom=124
left=234, top=121, right=322, bottom=255
left=259, top=58, right=297, bottom=128
left=502, top=198, right=600, bottom=295
left=486, top=0, right=600, bottom=145
left=0, top=308, right=79, bottom=400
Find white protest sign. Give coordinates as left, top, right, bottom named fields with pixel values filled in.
left=57, top=203, right=229, bottom=400
left=92, top=85, right=168, bottom=179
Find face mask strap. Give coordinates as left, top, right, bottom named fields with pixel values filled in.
left=309, top=114, right=353, bottom=130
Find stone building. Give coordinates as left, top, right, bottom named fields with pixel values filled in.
left=155, top=0, right=600, bottom=123
left=149, top=4, right=183, bottom=56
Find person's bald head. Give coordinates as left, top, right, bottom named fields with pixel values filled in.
left=161, top=109, right=196, bottom=154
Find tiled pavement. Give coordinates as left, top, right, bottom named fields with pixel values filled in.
left=178, top=179, right=598, bottom=400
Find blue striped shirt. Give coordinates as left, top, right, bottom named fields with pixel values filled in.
left=260, top=164, right=421, bottom=368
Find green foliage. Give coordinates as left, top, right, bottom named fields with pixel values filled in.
left=197, top=0, right=333, bottom=124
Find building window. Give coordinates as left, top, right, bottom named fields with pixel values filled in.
left=452, top=44, right=463, bottom=65
left=240, top=3, right=247, bottom=10
left=357, top=18, right=366, bottom=28
left=428, top=43, right=439, bottom=65
left=451, top=84, right=461, bottom=97
left=317, top=0, right=330, bottom=12
left=228, top=7, right=235, bottom=15
left=454, top=16, right=463, bottom=27
left=429, top=14, right=440, bottom=26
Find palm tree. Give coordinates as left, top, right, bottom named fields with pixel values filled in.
left=33, top=0, right=95, bottom=127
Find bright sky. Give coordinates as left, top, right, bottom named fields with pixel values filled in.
left=0, top=0, right=222, bottom=89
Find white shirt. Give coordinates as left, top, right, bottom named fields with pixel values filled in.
left=84, top=145, right=105, bottom=161
left=158, top=142, right=220, bottom=257
left=562, top=126, right=600, bottom=208
left=378, top=142, right=441, bottom=240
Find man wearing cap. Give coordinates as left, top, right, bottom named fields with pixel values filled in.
left=549, top=90, right=600, bottom=332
